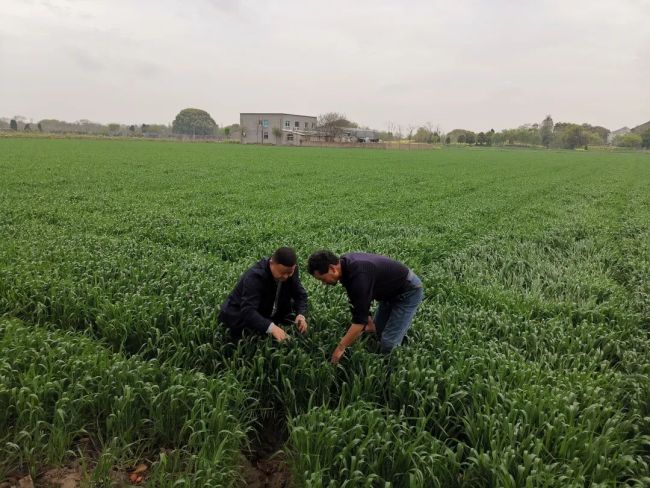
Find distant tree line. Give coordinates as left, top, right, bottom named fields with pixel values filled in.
left=0, top=108, right=241, bottom=140
left=0, top=117, right=176, bottom=137
left=446, top=116, right=650, bottom=149
left=312, top=113, right=650, bottom=149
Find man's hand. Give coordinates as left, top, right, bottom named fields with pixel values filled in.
left=331, top=344, right=346, bottom=364
left=295, top=314, right=308, bottom=334
left=365, top=317, right=376, bottom=333
left=270, top=325, right=289, bottom=342
left=331, top=324, right=364, bottom=364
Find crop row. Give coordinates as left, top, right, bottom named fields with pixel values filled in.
left=0, top=319, right=251, bottom=486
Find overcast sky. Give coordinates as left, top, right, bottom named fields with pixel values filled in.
left=1, top=0, right=649, bottom=131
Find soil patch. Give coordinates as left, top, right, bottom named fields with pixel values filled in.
left=242, top=413, right=293, bottom=487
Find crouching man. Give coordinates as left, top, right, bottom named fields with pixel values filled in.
left=307, top=250, right=423, bottom=363
left=219, top=247, right=308, bottom=342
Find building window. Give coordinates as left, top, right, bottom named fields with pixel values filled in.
left=285, top=120, right=291, bottom=128
left=312, top=122, right=315, bottom=128
left=287, top=133, right=294, bottom=141
left=294, top=121, right=299, bottom=128
left=263, top=119, right=269, bottom=128
left=258, top=119, right=263, bottom=126
left=263, top=131, right=269, bottom=139
left=305, top=122, right=308, bottom=128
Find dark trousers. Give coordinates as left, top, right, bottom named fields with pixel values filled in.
left=373, top=271, right=424, bottom=353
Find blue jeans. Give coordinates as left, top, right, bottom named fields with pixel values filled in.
left=373, top=270, right=424, bottom=353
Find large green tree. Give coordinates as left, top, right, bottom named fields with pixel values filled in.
left=414, top=127, right=433, bottom=143
left=554, top=122, right=608, bottom=148
left=172, top=108, right=217, bottom=136
left=581, top=124, right=609, bottom=144
left=562, top=125, right=589, bottom=149
left=614, top=133, right=642, bottom=148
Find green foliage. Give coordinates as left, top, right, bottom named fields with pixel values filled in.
left=493, top=126, right=541, bottom=146
left=615, top=133, right=643, bottom=148
left=0, top=139, right=649, bottom=485
left=272, top=127, right=283, bottom=144
left=585, top=123, right=610, bottom=144
left=107, top=123, right=120, bottom=135
left=289, top=402, right=460, bottom=487
left=414, top=127, right=431, bottom=143
left=553, top=122, right=609, bottom=149
left=476, top=131, right=493, bottom=146
left=561, top=124, right=589, bottom=149
left=641, top=129, right=650, bottom=149
left=172, top=108, right=217, bottom=136
left=9, top=119, right=17, bottom=130
left=414, top=127, right=441, bottom=144
left=448, top=129, right=475, bottom=144
left=489, top=119, right=610, bottom=149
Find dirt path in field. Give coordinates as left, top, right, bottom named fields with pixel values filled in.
left=1, top=419, right=293, bottom=488
left=241, top=415, right=293, bottom=488
left=241, top=455, right=292, bottom=488
left=1, top=463, right=133, bottom=488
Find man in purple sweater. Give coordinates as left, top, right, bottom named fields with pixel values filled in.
left=307, top=250, right=423, bottom=363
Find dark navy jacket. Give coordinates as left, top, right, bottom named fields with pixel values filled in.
left=340, top=253, right=409, bottom=325
left=219, top=258, right=308, bottom=333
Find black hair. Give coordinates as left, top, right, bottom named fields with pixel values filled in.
left=307, top=250, right=340, bottom=275
left=271, top=247, right=297, bottom=266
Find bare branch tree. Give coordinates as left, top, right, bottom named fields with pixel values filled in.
left=407, top=125, right=416, bottom=149
left=317, top=112, right=355, bottom=141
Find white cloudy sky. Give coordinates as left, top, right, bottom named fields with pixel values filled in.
left=1, top=0, right=649, bottom=131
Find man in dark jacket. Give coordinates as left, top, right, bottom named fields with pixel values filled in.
left=308, top=250, right=423, bottom=362
left=219, top=247, right=308, bottom=342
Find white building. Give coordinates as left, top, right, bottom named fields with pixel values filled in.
left=240, top=113, right=318, bottom=145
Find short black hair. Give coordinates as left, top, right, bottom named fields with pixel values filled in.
left=271, top=247, right=297, bottom=266
left=308, top=250, right=340, bottom=275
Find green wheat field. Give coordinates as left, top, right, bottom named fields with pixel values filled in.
left=1, top=138, right=649, bottom=487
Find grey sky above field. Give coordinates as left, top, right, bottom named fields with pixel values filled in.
left=1, top=0, right=649, bottom=132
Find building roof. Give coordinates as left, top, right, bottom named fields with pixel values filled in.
left=240, top=113, right=317, bottom=119
left=342, top=128, right=379, bottom=138
left=283, top=128, right=327, bottom=136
